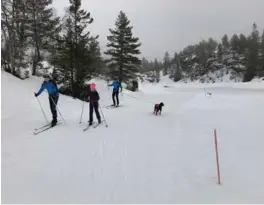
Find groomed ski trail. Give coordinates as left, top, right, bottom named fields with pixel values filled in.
left=2, top=72, right=264, bottom=203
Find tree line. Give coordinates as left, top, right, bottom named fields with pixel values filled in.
left=145, top=23, right=264, bottom=83
left=2, top=0, right=264, bottom=98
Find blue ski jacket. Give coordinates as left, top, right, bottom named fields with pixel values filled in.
left=36, top=80, right=59, bottom=96
left=109, top=80, right=122, bottom=92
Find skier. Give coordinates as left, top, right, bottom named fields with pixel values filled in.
left=34, top=74, right=59, bottom=126
left=87, top=83, right=101, bottom=126
left=108, top=78, right=122, bottom=106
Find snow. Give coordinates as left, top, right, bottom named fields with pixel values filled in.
left=2, top=71, right=264, bottom=203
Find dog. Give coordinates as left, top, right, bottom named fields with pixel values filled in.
left=153, top=102, right=164, bottom=115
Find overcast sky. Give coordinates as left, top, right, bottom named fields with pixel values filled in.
left=53, top=0, right=264, bottom=61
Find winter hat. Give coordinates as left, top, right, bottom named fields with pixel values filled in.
left=90, top=83, right=96, bottom=90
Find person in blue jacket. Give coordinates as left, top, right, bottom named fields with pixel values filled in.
left=108, top=78, right=122, bottom=106
left=34, top=74, right=59, bottom=126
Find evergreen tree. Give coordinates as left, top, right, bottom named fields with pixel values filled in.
left=141, top=57, right=149, bottom=73
left=89, top=38, right=104, bottom=74
left=25, top=0, right=61, bottom=75
left=230, top=34, right=240, bottom=51
left=217, top=43, right=223, bottom=61
left=222, top=34, right=230, bottom=51
left=172, top=52, right=182, bottom=82
left=105, top=11, right=141, bottom=84
left=1, top=0, right=29, bottom=76
left=52, top=0, right=96, bottom=98
left=207, top=37, right=218, bottom=55
left=260, top=30, right=264, bottom=70
left=238, top=34, right=247, bottom=54
left=163, top=51, right=170, bottom=75
left=244, top=23, right=260, bottom=81
left=154, top=58, right=160, bottom=82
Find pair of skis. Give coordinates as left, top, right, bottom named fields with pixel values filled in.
left=33, top=121, right=62, bottom=135
left=105, top=104, right=121, bottom=109
left=83, top=121, right=104, bottom=131
left=34, top=117, right=107, bottom=135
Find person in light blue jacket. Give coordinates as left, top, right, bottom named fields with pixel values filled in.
left=108, top=78, right=122, bottom=106
left=34, top=74, right=59, bottom=126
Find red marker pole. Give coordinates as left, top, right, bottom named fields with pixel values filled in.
left=214, top=129, right=221, bottom=185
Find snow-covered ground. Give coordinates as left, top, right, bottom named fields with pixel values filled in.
left=2, top=72, right=264, bottom=203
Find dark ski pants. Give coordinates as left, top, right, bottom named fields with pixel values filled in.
left=89, top=101, right=101, bottom=123
left=49, top=94, right=59, bottom=121
left=112, top=90, right=119, bottom=106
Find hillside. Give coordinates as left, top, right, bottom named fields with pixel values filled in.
left=2, top=71, right=264, bottom=203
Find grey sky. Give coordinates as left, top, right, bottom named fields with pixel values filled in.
left=53, top=0, right=264, bottom=61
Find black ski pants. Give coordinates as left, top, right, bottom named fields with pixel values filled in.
left=112, top=90, right=119, bottom=106
left=89, top=101, right=101, bottom=123
left=49, top=94, right=59, bottom=120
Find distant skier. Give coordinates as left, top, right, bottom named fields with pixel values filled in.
left=34, top=74, right=59, bottom=126
left=87, top=83, right=101, bottom=126
left=108, top=78, right=122, bottom=106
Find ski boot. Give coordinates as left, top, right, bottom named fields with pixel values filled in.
left=51, top=118, right=57, bottom=127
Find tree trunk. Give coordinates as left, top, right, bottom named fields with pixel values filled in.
left=32, top=0, right=41, bottom=75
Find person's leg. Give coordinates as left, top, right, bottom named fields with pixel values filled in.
left=49, top=95, right=58, bottom=125
left=94, top=102, right=101, bottom=123
left=89, top=102, right=94, bottom=125
left=112, top=92, right=116, bottom=106
left=116, top=91, right=119, bottom=106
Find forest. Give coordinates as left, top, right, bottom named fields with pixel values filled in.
left=2, top=0, right=264, bottom=98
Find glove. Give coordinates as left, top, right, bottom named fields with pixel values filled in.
left=34, top=92, right=38, bottom=97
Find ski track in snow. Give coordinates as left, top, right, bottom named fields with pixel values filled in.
left=2, top=72, right=264, bottom=203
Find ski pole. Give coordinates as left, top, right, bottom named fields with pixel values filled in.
left=36, top=97, right=49, bottom=123
left=79, top=99, right=85, bottom=123
left=120, top=91, right=124, bottom=102
left=49, top=95, right=67, bottom=124
left=99, top=103, right=108, bottom=127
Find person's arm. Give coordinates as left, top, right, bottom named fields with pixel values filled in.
left=35, top=83, right=46, bottom=97
left=86, top=90, right=91, bottom=102
left=95, top=91, right=100, bottom=101
left=119, top=82, right=122, bottom=92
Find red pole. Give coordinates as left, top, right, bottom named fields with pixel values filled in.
left=214, top=129, right=221, bottom=185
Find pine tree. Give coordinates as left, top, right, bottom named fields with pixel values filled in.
left=217, top=43, right=223, bottom=61
left=141, top=57, right=149, bottom=73
left=207, top=37, right=218, bottom=55
left=172, top=52, right=182, bottom=82
left=222, top=34, right=230, bottom=51
left=163, top=51, right=170, bottom=75
left=89, top=38, right=104, bottom=74
left=230, top=34, right=240, bottom=51
left=238, top=34, right=247, bottom=54
left=1, top=0, right=29, bottom=76
left=260, top=30, right=264, bottom=71
left=25, top=0, right=61, bottom=75
left=154, top=58, right=160, bottom=82
left=244, top=23, right=260, bottom=81
left=105, top=11, right=141, bottom=84
left=52, top=0, right=96, bottom=98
